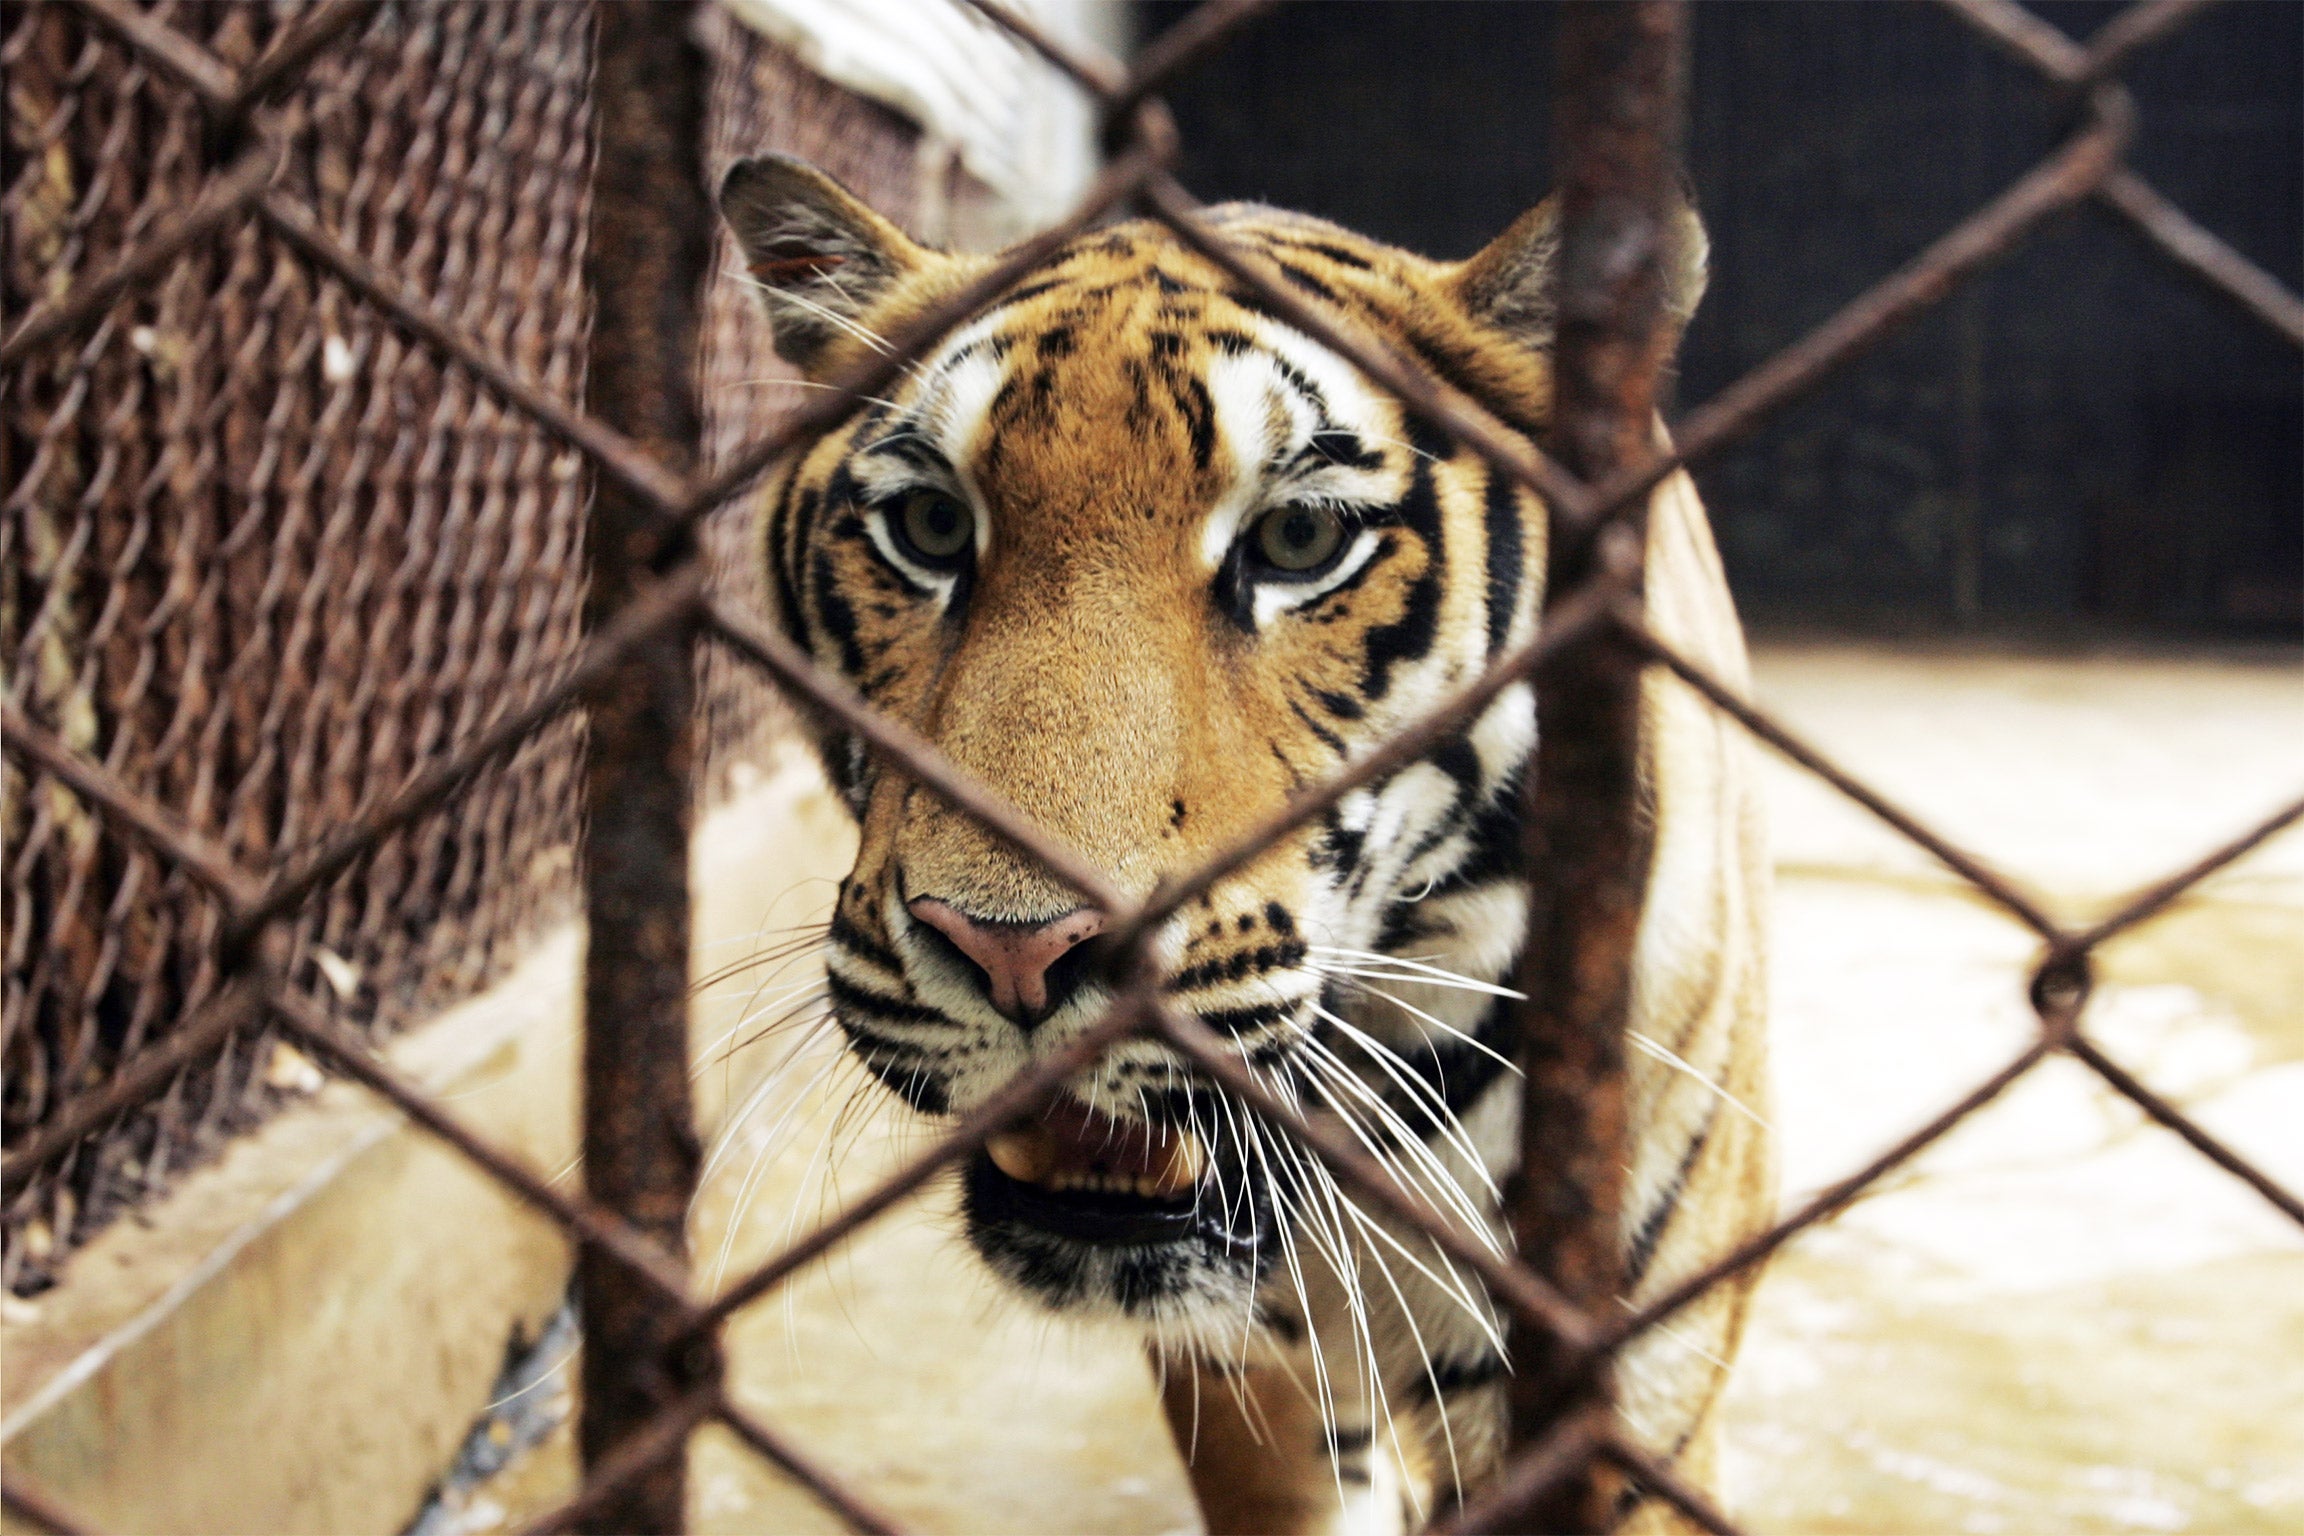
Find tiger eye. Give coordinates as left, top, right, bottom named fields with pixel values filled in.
left=1253, top=504, right=1345, bottom=573
left=897, top=488, right=973, bottom=562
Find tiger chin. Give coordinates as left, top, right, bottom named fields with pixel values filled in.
left=720, top=152, right=1773, bottom=1536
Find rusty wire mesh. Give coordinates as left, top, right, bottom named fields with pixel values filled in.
left=2, top=0, right=2301, bottom=1532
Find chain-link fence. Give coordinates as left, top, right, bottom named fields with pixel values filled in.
left=3, top=0, right=2299, bottom=1532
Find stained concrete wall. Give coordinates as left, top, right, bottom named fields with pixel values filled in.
left=0, top=748, right=857, bottom=1535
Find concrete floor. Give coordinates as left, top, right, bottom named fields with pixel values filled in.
left=453, top=639, right=2303, bottom=1535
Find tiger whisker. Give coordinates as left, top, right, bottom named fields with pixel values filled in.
left=1628, top=1028, right=1771, bottom=1129
left=1304, top=944, right=1526, bottom=999
left=1305, top=1008, right=1507, bottom=1215
left=1308, top=969, right=1522, bottom=1081
left=738, top=273, right=904, bottom=360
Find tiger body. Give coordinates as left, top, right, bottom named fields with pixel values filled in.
left=721, top=156, right=1771, bottom=1535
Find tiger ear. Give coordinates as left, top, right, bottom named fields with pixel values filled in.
left=1452, top=190, right=1709, bottom=349
left=719, top=155, right=941, bottom=375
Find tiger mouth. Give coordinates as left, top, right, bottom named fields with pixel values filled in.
left=969, top=1098, right=1234, bottom=1249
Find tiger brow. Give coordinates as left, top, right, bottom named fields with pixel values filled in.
left=862, top=430, right=946, bottom=473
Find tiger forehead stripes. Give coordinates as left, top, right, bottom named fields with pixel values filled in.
left=721, top=154, right=1770, bottom=1536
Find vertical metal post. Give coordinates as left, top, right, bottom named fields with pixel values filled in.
left=578, top=3, right=714, bottom=1531
left=1505, top=3, right=1689, bottom=1530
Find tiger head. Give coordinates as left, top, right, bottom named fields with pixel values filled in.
left=720, top=156, right=1705, bottom=1346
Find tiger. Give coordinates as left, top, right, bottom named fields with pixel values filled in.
left=717, top=152, right=1772, bottom=1536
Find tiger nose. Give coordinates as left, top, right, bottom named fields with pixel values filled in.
left=906, top=898, right=1107, bottom=1028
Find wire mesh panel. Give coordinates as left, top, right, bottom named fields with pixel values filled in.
left=2, top=0, right=597, bottom=1294
left=2, top=0, right=2300, bottom=1533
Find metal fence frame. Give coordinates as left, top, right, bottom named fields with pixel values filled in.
left=4, top=0, right=2301, bottom=1531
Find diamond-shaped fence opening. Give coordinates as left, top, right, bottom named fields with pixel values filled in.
left=1, top=2, right=2298, bottom=1533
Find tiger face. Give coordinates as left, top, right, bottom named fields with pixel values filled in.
left=718, top=156, right=1720, bottom=1371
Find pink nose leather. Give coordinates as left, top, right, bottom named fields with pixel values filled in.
left=907, top=898, right=1106, bottom=1025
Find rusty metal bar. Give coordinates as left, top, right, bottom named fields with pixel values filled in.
left=0, top=703, right=262, bottom=914
left=2074, top=0, right=2224, bottom=83
left=1430, top=1411, right=1606, bottom=1536
left=1496, top=8, right=1686, bottom=1530
left=1594, top=1432, right=1745, bottom=1536
left=0, top=1478, right=100, bottom=1536
left=0, top=971, right=272, bottom=1199
left=1615, top=615, right=2064, bottom=938
left=1936, top=0, right=2092, bottom=81
left=2067, top=789, right=2304, bottom=952
left=218, top=0, right=382, bottom=126
left=1143, top=176, right=1592, bottom=519
left=1116, top=573, right=1627, bottom=943
left=687, top=988, right=1161, bottom=1338
left=1603, top=84, right=2130, bottom=521
left=670, top=145, right=1165, bottom=542
left=573, top=5, right=717, bottom=1529
left=963, top=0, right=1127, bottom=97
left=2097, top=169, right=2304, bottom=348
left=265, top=995, right=699, bottom=1309
left=1100, top=0, right=1280, bottom=143
left=9, top=3, right=2303, bottom=1533
left=1153, top=1004, right=1600, bottom=1350
left=254, top=193, right=694, bottom=517
left=0, top=141, right=280, bottom=367
left=511, top=1387, right=722, bottom=1536
left=1600, top=1032, right=2057, bottom=1359
left=64, top=0, right=237, bottom=106
left=2064, top=1034, right=2304, bottom=1228
left=713, top=1398, right=904, bottom=1536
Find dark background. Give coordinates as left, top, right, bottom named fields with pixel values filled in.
left=1141, top=1, right=2303, bottom=638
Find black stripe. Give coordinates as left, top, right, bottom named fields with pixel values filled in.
left=1625, top=1096, right=1721, bottom=1290
left=769, top=481, right=813, bottom=642
left=1280, top=239, right=1376, bottom=272
left=1197, top=1000, right=1299, bottom=1036
left=1168, top=372, right=1217, bottom=471
left=1287, top=697, right=1347, bottom=756
left=1408, top=1350, right=1506, bottom=1405
left=828, top=910, right=901, bottom=973
left=1482, top=468, right=1525, bottom=658
left=1358, top=457, right=1445, bottom=702
left=1273, top=259, right=1341, bottom=302
left=810, top=548, right=865, bottom=677
left=1167, top=940, right=1308, bottom=994
left=850, top=1040, right=949, bottom=1114
left=826, top=971, right=952, bottom=1030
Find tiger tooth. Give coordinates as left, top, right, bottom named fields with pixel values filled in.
left=988, top=1126, right=1058, bottom=1186
left=1147, top=1131, right=1207, bottom=1198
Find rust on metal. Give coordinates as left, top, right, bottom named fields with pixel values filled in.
left=1153, top=1004, right=1598, bottom=1350
left=0, top=138, right=280, bottom=367
left=2097, top=168, right=2304, bottom=347
left=217, top=0, right=383, bottom=130
left=0, top=703, right=260, bottom=915
left=265, top=993, right=699, bottom=1309
left=235, top=567, right=707, bottom=945
left=6, top=2, right=2304, bottom=1533
left=1498, top=7, right=1688, bottom=1530
left=1617, top=615, right=2062, bottom=938
left=713, top=1397, right=906, bottom=1536
left=701, top=599, right=1126, bottom=912
left=512, top=1386, right=721, bottom=1536
left=573, top=3, right=717, bottom=1529
left=0, top=1477, right=99, bottom=1536
left=687, top=985, right=1162, bottom=1337
left=1432, top=1411, right=1607, bottom=1536
left=1, top=971, right=271, bottom=1199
